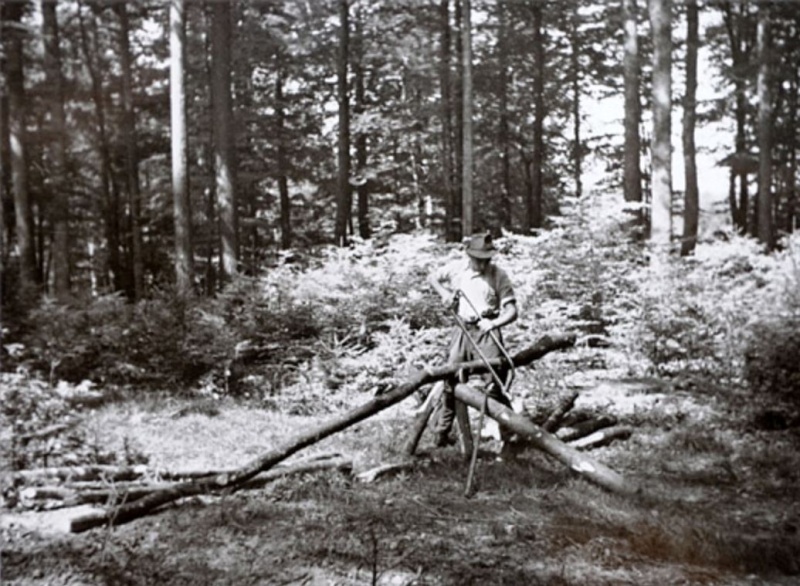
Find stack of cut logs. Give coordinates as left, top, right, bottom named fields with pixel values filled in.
left=521, top=389, right=633, bottom=450
left=2, top=454, right=353, bottom=512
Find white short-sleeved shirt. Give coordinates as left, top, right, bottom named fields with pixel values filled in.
left=434, top=258, right=516, bottom=321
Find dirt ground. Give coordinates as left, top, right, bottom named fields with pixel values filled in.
left=2, top=376, right=800, bottom=586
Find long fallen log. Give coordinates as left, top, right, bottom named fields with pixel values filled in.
left=70, top=333, right=581, bottom=532
left=22, top=456, right=353, bottom=510
left=569, top=426, right=634, bottom=450
left=556, top=415, right=618, bottom=442
left=9, top=464, right=149, bottom=485
left=452, top=384, right=638, bottom=496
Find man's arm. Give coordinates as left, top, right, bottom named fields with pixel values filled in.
left=478, top=301, right=517, bottom=334
left=428, top=272, right=454, bottom=305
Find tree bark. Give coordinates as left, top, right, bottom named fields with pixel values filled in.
left=756, top=4, right=773, bottom=250
left=439, top=0, right=457, bottom=241
left=353, top=6, right=370, bottom=240
left=570, top=5, right=582, bottom=200
left=41, top=0, right=70, bottom=299
left=170, top=0, right=194, bottom=294
left=648, top=0, right=673, bottom=251
left=335, top=0, right=351, bottom=247
left=623, top=0, right=643, bottom=209
left=454, top=0, right=464, bottom=239
left=7, top=2, right=37, bottom=294
left=681, top=0, right=699, bottom=257
left=461, top=0, right=473, bottom=237
left=275, top=64, right=292, bottom=249
left=115, top=2, right=144, bottom=299
left=78, top=4, right=120, bottom=292
left=453, top=384, right=637, bottom=495
left=70, top=333, right=586, bottom=532
left=498, top=0, right=512, bottom=228
left=211, top=0, right=238, bottom=277
left=529, top=1, right=545, bottom=231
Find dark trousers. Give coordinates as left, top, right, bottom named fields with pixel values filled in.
left=433, top=324, right=512, bottom=438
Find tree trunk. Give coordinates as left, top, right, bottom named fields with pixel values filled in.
left=70, top=333, right=594, bottom=532
left=498, top=0, right=512, bottom=229
left=570, top=5, right=582, bottom=200
left=41, top=0, right=70, bottom=299
left=7, top=2, right=37, bottom=294
left=530, top=2, right=545, bottom=231
left=756, top=4, right=773, bottom=250
left=275, top=65, right=292, bottom=249
left=170, top=0, right=194, bottom=294
left=623, top=0, right=642, bottom=208
left=335, top=0, right=351, bottom=247
left=648, top=0, right=673, bottom=251
left=454, top=0, right=464, bottom=240
left=353, top=7, right=370, bottom=240
left=723, top=3, right=751, bottom=234
left=453, top=384, right=636, bottom=495
left=439, top=0, right=457, bottom=241
left=115, top=3, right=144, bottom=299
left=211, top=0, right=238, bottom=277
left=461, top=0, right=473, bottom=237
left=681, top=0, right=699, bottom=257
left=78, top=5, right=121, bottom=293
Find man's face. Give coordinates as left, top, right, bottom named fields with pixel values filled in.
left=468, top=255, right=490, bottom=274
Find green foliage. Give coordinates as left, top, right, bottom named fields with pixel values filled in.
left=0, top=374, right=130, bottom=471
left=743, top=237, right=800, bottom=402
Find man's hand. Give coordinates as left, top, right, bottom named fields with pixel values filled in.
left=477, top=318, right=496, bottom=335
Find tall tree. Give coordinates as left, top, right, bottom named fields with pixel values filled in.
left=353, top=5, right=369, bottom=240
left=275, top=63, right=291, bottom=249
left=211, top=0, right=238, bottom=277
left=528, top=1, right=545, bottom=232
left=648, top=0, right=673, bottom=249
left=335, top=0, right=351, bottom=246
left=570, top=4, right=583, bottom=200
left=170, top=0, right=193, bottom=293
left=755, top=2, right=773, bottom=249
left=681, top=0, right=700, bottom=256
left=497, top=0, right=512, bottom=227
left=623, top=0, right=642, bottom=209
left=78, top=3, right=120, bottom=292
left=115, top=2, right=144, bottom=299
left=721, top=2, right=754, bottom=234
left=461, top=0, right=473, bottom=236
left=6, top=2, right=37, bottom=293
left=40, top=0, right=69, bottom=298
left=438, top=0, right=457, bottom=241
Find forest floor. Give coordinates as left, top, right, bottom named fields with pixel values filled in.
left=2, top=353, right=799, bottom=586
left=3, top=225, right=800, bottom=585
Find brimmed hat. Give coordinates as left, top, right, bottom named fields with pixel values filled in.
left=465, top=232, right=496, bottom=259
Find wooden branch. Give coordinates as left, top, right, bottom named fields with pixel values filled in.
left=10, top=464, right=148, bottom=484
left=556, top=415, right=618, bottom=442
left=542, top=390, right=579, bottom=432
left=452, top=384, right=638, bottom=496
left=21, top=457, right=353, bottom=510
left=70, top=333, right=577, bottom=533
left=17, top=420, right=80, bottom=444
left=356, top=461, right=414, bottom=483
left=569, top=426, right=634, bottom=450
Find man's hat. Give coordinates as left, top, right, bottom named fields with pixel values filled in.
left=465, top=232, right=496, bottom=259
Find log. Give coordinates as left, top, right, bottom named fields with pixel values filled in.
left=556, top=415, right=618, bottom=442
left=9, top=464, right=148, bottom=485
left=70, top=333, right=578, bottom=532
left=542, top=390, right=580, bottom=432
left=452, top=384, right=638, bottom=496
left=356, top=461, right=414, bottom=483
left=22, top=457, right=353, bottom=510
left=403, top=383, right=443, bottom=456
left=569, top=426, right=633, bottom=450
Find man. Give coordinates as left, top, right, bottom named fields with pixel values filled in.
left=428, top=232, right=518, bottom=450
